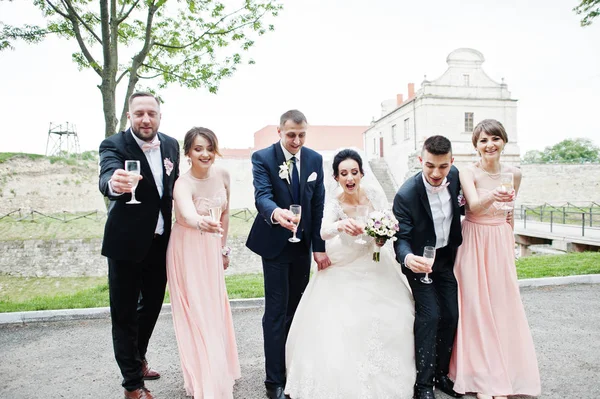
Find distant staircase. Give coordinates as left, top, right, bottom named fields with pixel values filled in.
left=369, top=158, right=398, bottom=203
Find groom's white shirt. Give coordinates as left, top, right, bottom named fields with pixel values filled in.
left=271, top=141, right=302, bottom=224
left=422, top=174, right=452, bottom=249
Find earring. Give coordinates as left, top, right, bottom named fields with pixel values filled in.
left=187, top=157, right=191, bottom=165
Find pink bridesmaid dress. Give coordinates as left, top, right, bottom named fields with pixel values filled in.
left=166, top=170, right=240, bottom=398
left=449, top=178, right=541, bottom=397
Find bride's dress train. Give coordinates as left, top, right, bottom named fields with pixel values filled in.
left=284, top=187, right=416, bottom=399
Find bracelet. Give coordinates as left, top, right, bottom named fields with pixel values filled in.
left=221, top=246, right=231, bottom=257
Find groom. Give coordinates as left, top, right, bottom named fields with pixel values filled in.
left=393, top=135, right=463, bottom=399
left=246, top=110, right=331, bottom=399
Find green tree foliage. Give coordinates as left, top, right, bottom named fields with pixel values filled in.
left=524, top=138, right=600, bottom=163
left=0, top=0, right=282, bottom=138
left=573, top=0, right=600, bottom=27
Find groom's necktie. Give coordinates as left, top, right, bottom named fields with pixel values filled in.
left=290, top=156, right=300, bottom=205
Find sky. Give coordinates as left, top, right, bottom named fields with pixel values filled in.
left=1, top=0, right=599, bottom=156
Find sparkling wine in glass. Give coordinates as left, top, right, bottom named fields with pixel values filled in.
left=209, top=206, right=223, bottom=237
left=499, top=172, right=514, bottom=211
left=125, top=160, right=141, bottom=204
left=288, top=204, right=302, bottom=243
left=420, top=246, right=436, bottom=284
left=354, top=205, right=370, bottom=244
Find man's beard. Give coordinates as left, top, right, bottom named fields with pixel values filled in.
left=131, top=127, right=158, bottom=142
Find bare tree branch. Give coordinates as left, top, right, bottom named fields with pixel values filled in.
left=116, top=68, right=130, bottom=84
left=61, top=0, right=103, bottom=44
left=117, top=0, right=141, bottom=25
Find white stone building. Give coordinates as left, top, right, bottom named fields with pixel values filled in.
left=364, top=48, right=520, bottom=186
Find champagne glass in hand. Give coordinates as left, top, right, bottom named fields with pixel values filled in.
left=125, top=160, right=141, bottom=204
left=288, top=204, right=302, bottom=243
left=420, top=246, right=436, bottom=284
left=354, top=205, right=370, bottom=244
left=498, top=172, right=514, bottom=212
left=208, top=205, right=223, bottom=237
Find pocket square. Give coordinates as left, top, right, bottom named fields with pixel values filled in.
left=307, top=172, right=317, bottom=182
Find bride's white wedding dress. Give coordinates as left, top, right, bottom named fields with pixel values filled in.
left=284, top=185, right=416, bottom=399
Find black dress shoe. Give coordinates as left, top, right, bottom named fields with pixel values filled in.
left=435, top=375, right=463, bottom=398
left=414, top=387, right=436, bottom=399
left=266, top=385, right=286, bottom=399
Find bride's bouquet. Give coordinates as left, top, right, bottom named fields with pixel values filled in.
left=364, top=210, right=400, bottom=262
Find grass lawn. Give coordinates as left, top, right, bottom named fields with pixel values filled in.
left=0, top=209, right=254, bottom=241
left=516, top=252, right=600, bottom=279
left=1, top=251, right=599, bottom=313
left=0, top=273, right=264, bottom=313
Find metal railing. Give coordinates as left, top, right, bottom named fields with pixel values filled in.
left=515, top=202, right=600, bottom=237
left=0, top=209, right=106, bottom=223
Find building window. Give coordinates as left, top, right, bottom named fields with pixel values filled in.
left=391, top=124, right=397, bottom=144
left=463, top=74, right=470, bottom=86
left=404, top=118, right=410, bottom=140
left=465, top=112, right=474, bottom=132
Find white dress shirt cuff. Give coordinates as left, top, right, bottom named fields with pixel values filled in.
left=270, top=208, right=280, bottom=224
left=403, top=253, right=413, bottom=267
left=108, top=179, right=124, bottom=196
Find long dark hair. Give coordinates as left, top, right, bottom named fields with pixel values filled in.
left=332, top=149, right=364, bottom=178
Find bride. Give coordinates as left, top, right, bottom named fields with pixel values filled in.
left=284, top=149, right=416, bottom=399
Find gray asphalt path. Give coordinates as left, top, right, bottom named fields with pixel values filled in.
left=1, top=284, right=599, bottom=399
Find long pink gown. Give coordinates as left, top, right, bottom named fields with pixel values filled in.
left=449, top=169, right=541, bottom=397
left=166, top=170, right=240, bottom=398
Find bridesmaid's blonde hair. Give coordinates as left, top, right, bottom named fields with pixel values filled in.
left=472, top=119, right=509, bottom=147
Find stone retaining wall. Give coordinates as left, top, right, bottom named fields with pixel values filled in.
left=0, top=236, right=262, bottom=277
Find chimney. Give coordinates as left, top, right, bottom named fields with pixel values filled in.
left=408, top=83, right=415, bottom=99
left=396, top=93, right=404, bottom=106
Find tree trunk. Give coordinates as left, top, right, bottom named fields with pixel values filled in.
left=100, top=80, right=118, bottom=138
left=118, top=71, right=139, bottom=132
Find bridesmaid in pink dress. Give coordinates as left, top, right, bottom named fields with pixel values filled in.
left=166, top=127, right=241, bottom=398
left=449, top=119, right=541, bottom=399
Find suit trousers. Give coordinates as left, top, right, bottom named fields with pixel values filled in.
left=262, top=241, right=311, bottom=388
left=107, top=234, right=168, bottom=391
left=405, top=245, right=459, bottom=389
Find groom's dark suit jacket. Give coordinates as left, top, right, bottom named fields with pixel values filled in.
left=393, top=165, right=463, bottom=269
left=98, top=129, right=180, bottom=262
left=246, top=142, right=326, bottom=259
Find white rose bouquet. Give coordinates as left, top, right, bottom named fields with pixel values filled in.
left=364, top=210, right=400, bottom=262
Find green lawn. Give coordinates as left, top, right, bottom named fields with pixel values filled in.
left=0, top=209, right=255, bottom=241
left=516, top=252, right=600, bottom=279
left=1, top=252, right=599, bottom=313
left=0, top=273, right=264, bottom=313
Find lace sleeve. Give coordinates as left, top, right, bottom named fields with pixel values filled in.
left=320, top=199, right=343, bottom=240
left=365, top=184, right=391, bottom=212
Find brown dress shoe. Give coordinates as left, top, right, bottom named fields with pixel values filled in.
left=142, top=360, right=161, bottom=380
left=124, top=387, right=154, bottom=399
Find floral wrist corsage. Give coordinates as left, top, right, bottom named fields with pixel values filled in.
left=221, top=246, right=232, bottom=257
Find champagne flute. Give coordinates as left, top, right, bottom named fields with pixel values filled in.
left=288, top=204, right=302, bottom=243
left=124, top=160, right=141, bottom=204
left=498, top=172, right=514, bottom=212
left=420, top=246, right=436, bottom=284
left=354, top=205, right=370, bottom=244
left=208, top=205, right=223, bottom=237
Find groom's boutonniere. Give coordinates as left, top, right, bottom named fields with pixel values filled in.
left=279, top=160, right=292, bottom=184
left=457, top=190, right=466, bottom=207
left=164, top=158, right=174, bottom=176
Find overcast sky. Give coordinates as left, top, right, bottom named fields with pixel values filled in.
left=1, top=0, right=599, bottom=155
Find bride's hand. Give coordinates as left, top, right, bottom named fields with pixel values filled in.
left=337, top=219, right=363, bottom=236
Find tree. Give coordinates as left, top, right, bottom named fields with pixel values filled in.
left=0, top=0, right=281, bottom=138
left=521, top=150, right=543, bottom=164
left=540, top=138, right=600, bottom=163
left=573, top=0, right=600, bottom=27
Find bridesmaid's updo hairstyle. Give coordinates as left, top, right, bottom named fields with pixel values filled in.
left=183, top=127, right=222, bottom=157
left=332, top=149, right=364, bottom=178
left=471, top=119, right=509, bottom=147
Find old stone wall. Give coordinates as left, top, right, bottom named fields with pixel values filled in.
left=0, top=236, right=262, bottom=277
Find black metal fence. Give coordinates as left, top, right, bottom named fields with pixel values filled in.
left=515, top=202, right=600, bottom=236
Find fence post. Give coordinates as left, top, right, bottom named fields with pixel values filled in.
left=550, top=211, right=553, bottom=233
left=582, top=213, right=585, bottom=237
left=524, top=209, right=527, bottom=229
left=562, top=206, right=566, bottom=224
left=590, top=208, right=593, bottom=227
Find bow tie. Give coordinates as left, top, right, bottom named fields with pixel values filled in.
left=142, top=141, right=160, bottom=152
left=428, top=182, right=449, bottom=194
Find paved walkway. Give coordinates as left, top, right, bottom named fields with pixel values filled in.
left=1, top=284, right=599, bottom=399
left=515, top=219, right=600, bottom=243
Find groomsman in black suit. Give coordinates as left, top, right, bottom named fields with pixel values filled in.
left=99, top=92, right=180, bottom=399
left=393, top=135, right=463, bottom=399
